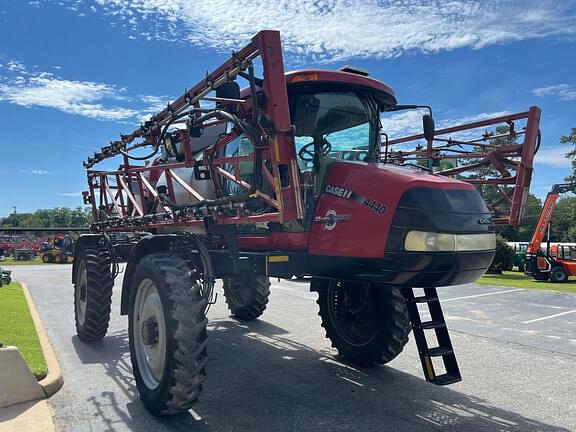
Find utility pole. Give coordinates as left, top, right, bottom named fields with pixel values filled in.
left=11, top=207, right=18, bottom=229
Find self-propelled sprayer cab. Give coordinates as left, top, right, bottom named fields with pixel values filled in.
left=285, top=68, right=396, bottom=164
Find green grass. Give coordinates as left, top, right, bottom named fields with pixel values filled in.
left=0, top=282, right=47, bottom=379
left=477, top=271, right=576, bottom=293
left=1, top=257, right=44, bottom=266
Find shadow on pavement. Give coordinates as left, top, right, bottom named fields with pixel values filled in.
left=71, top=317, right=569, bottom=432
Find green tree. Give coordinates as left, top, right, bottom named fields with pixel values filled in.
left=487, top=234, right=515, bottom=274
left=0, top=207, right=92, bottom=229
left=562, top=128, right=576, bottom=185
left=548, top=196, right=576, bottom=242
left=496, top=193, right=542, bottom=241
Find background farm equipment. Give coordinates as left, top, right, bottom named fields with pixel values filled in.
left=40, top=235, right=74, bottom=264
left=0, top=267, right=11, bottom=286
left=13, top=249, right=34, bottom=261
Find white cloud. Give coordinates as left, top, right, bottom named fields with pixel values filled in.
left=0, top=72, right=138, bottom=121
left=532, top=84, right=576, bottom=101
left=437, top=112, right=512, bottom=129
left=5, top=60, right=26, bottom=73
left=57, top=192, right=82, bottom=197
left=0, top=58, right=171, bottom=122
left=137, top=94, right=173, bottom=123
left=381, top=110, right=511, bottom=141
left=381, top=110, right=425, bottom=138
left=68, top=143, right=98, bottom=151
left=18, top=169, right=49, bottom=175
left=534, top=147, right=572, bottom=167
left=58, top=0, right=576, bottom=62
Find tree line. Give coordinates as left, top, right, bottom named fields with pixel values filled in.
left=497, top=192, right=576, bottom=242
left=0, top=207, right=92, bottom=229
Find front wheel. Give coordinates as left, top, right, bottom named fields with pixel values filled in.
left=42, top=254, right=52, bottom=263
left=315, top=279, right=411, bottom=366
left=129, top=253, right=208, bottom=416
left=549, top=266, right=569, bottom=283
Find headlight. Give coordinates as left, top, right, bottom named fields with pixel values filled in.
left=405, top=231, right=495, bottom=252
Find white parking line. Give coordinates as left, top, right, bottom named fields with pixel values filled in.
left=522, top=309, right=576, bottom=324
left=442, top=288, right=524, bottom=302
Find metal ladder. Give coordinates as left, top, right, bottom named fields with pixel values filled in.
left=402, top=287, right=461, bottom=385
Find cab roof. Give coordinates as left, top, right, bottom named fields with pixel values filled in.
left=285, top=69, right=396, bottom=104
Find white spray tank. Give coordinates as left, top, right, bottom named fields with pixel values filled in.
left=156, top=123, right=227, bottom=205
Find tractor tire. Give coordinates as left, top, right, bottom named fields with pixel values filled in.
left=129, top=253, right=207, bottom=416
left=54, top=254, right=63, bottom=264
left=74, top=247, right=113, bottom=341
left=315, top=278, right=411, bottom=366
left=42, top=254, right=52, bottom=263
left=517, top=262, right=525, bottom=273
left=223, top=273, right=270, bottom=321
left=549, top=266, right=569, bottom=283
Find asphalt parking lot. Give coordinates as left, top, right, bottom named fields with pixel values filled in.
left=15, top=265, right=576, bottom=431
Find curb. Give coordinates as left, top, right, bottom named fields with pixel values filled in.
left=20, top=282, right=64, bottom=398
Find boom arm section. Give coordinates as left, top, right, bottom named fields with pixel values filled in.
left=385, top=107, right=541, bottom=226
left=82, top=30, right=303, bottom=232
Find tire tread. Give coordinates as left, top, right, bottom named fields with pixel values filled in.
left=74, top=247, right=113, bottom=341
left=223, top=274, right=270, bottom=321
left=316, top=280, right=411, bottom=366
left=130, top=253, right=208, bottom=415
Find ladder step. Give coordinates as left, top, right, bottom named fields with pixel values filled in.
left=434, top=373, right=462, bottom=386
left=414, top=295, right=439, bottom=303
left=421, top=320, right=446, bottom=330
left=403, top=288, right=461, bottom=385
left=428, top=347, right=453, bottom=357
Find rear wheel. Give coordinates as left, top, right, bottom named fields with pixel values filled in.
left=74, top=247, right=113, bottom=341
left=223, top=273, right=270, bottom=320
left=549, top=266, right=569, bottom=283
left=315, top=278, right=411, bottom=366
left=42, top=254, right=52, bottom=263
left=54, top=254, right=63, bottom=264
left=129, top=253, right=208, bottom=415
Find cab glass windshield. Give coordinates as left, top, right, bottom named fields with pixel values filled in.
left=291, top=91, right=381, bottom=163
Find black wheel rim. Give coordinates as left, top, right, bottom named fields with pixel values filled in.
left=326, top=280, right=380, bottom=347
left=226, top=277, right=250, bottom=308
left=75, top=260, right=88, bottom=326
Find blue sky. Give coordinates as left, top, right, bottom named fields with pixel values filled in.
left=0, top=0, right=575, bottom=218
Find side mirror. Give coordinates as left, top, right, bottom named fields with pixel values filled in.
left=423, top=114, right=435, bottom=142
